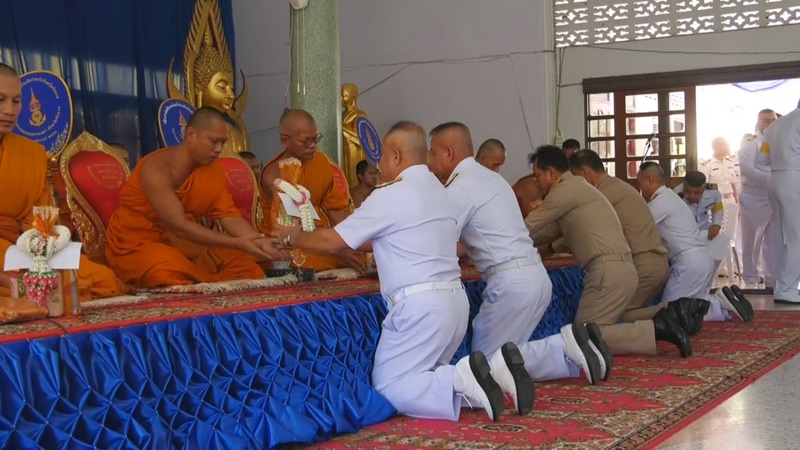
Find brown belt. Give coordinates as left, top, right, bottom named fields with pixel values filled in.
left=585, top=253, right=633, bottom=270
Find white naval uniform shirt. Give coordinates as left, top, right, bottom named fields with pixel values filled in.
left=444, top=157, right=537, bottom=274
left=334, top=164, right=462, bottom=299
left=699, top=157, right=737, bottom=199
left=758, top=108, right=800, bottom=172
left=673, top=184, right=724, bottom=232
left=647, top=186, right=707, bottom=263
left=739, top=134, right=770, bottom=191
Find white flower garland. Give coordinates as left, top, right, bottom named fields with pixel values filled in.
left=16, top=224, right=72, bottom=306
left=274, top=178, right=315, bottom=232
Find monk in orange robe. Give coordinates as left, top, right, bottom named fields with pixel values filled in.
left=105, top=107, right=283, bottom=289
left=258, top=109, right=364, bottom=272
left=0, top=63, right=124, bottom=301
left=512, top=172, right=543, bottom=218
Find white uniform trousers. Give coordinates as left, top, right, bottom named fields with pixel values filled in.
left=471, top=263, right=576, bottom=381
left=739, top=188, right=773, bottom=285
left=662, top=249, right=728, bottom=322
left=372, top=285, right=469, bottom=420
left=768, top=172, right=800, bottom=300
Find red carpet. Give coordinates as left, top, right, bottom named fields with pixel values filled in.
left=311, top=311, right=800, bottom=449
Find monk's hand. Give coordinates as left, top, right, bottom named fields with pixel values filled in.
left=338, top=249, right=367, bottom=274
left=530, top=200, right=544, bottom=211
left=235, top=234, right=276, bottom=260
left=708, top=225, right=721, bottom=240
left=254, top=236, right=288, bottom=261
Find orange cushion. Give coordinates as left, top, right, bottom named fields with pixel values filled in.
left=217, top=157, right=256, bottom=223
left=68, top=151, right=127, bottom=227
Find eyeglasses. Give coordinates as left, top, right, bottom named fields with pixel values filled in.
left=281, top=133, right=323, bottom=149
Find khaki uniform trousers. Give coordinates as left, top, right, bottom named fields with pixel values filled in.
left=574, top=255, right=657, bottom=355
left=620, top=252, right=670, bottom=323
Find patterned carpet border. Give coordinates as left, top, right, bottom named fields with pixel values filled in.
left=0, top=258, right=577, bottom=343
left=628, top=326, right=800, bottom=449
left=308, top=310, right=800, bottom=450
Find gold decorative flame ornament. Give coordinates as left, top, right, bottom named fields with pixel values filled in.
left=167, top=0, right=249, bottom=154
left=28, top=89, right=46, bottom=127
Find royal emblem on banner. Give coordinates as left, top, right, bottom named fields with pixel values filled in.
left=158, top=99, right=195, bottom=147
left=356, top=117, right=382, bottom=169
left=13, top=71, right=73, bottom=155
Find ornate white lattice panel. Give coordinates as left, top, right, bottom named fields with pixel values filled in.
left=555, top=0, right=800, bottom=47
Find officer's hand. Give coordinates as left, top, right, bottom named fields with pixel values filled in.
left=271, top=223, right=301, bottom=248
left=708, top=225, right=721, bottom=240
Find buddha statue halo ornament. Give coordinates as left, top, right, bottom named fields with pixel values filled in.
left=167, top=0, right=248, bottom=155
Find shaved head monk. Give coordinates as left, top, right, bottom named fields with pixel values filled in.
left=475, top=138, right=506, bottom=172
left=105, top=107, right=282, bottom=288
left=258, top=109, right=364, bottom=272
left=0, top=63, right=124, bottom=300
left=510, top=153, right=544, bottom=218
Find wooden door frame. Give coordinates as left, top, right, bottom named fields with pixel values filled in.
left=582, top=60, right=800, bottom=188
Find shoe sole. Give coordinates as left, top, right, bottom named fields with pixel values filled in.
left=774, top=299, right=800, bottom=305
left=730, top=286, right=755, bottom=320
left=501, top=343, right=535, bottom=415
left=470, top=352, right=504, bottom=422
left=720, top=287, right=749, bottom=322
left=585, top=323, right=612, bottom=381
left=572, top=323, right=601, bottom=385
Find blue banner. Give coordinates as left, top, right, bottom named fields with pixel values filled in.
left=158, top=99, right=195, bottom=147
left=13, top=71, right=73, bottom=155
left=356, top=117, right=382, bottom=169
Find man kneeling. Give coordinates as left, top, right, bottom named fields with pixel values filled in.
left=105, top=107, right=282, bottom=288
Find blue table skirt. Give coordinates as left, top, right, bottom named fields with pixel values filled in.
left=0, top=266, right=583, bottom=449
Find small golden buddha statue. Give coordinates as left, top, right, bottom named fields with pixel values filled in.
left=341, top=83, right=368, bottom=188
left=167, top=0, right=249, bottom=155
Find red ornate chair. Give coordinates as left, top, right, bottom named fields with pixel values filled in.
left=59, top=132, right=130, bottom=264
left=48, top=157, right=78, bottom=237
left=216, top=154, right=260, bottom=226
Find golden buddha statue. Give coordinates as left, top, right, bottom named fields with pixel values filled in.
left=341, top=83, right=368, bottom=188
left=167, top=0, right=248, bottom=155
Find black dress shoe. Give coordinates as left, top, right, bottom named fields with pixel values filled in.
left=585, top=323, right=612, bottom=381
left=653, top=308, right=693, bottom=358
left=721, top=286, right=753, bottom=322
left=730, top=285, right=755, bottom=320
left=666, top=298, right=710, bottom=336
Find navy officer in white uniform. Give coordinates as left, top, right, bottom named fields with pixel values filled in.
left=637, top=162, right=753, bottom=323
left=674, top=171, right=724, bottom=240
left=271, top=121, right=517, bottom=422
left=757, top=99, right=800, bottom=304
left=427, top=122, right=611, bottom=403
left=739, top=109, right=778, bottom=289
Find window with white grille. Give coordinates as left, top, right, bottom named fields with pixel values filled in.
left=555, top=0, right=800, bottom=48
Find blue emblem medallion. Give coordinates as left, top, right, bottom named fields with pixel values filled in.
left=13, top=71, right=73, bottom=155
left=356, top=117, right=381, bottom=168
left=158, top=99, right=195, bottom=147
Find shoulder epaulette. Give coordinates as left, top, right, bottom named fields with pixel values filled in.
left=705, top=183, right=718, bottom=190
left=375, top=177, right=402, bottom=189
left=444, top=173, right=459, bottom=188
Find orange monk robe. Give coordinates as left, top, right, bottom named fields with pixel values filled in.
left=0, top=134, right=124, bottom=301
left=258, top=150, right=354, bottom=272
left=105, top=152, right=265, bottom=288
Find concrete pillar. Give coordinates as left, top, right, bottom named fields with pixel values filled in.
left=290, top=0, right=341, bottom=163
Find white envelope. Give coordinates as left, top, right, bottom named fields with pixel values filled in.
left=278, top=193, right=321, bottom=220
left=4, top=242, right=83, bottom=271
left=706, top=232, right=730, bottom=261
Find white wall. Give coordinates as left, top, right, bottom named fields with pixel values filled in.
left=557, top=25, right=800, bottom=144
left=233, top=0, right=555, bottom=183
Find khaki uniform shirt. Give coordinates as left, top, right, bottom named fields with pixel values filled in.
left=525, top=172, right=631, bottom=267
left=595, top=175, right=667, bottom=257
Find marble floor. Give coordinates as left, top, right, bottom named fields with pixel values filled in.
left=657, top=295, right=800, bottom=449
